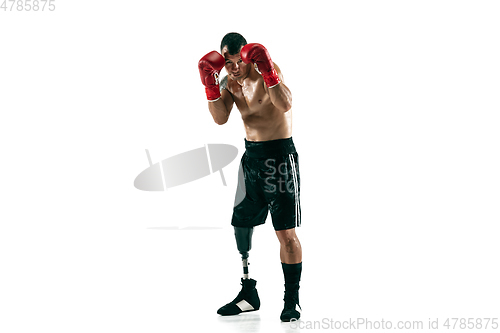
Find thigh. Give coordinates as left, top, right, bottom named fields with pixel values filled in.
left=232, top=154, right=269, bottom=228
left=262, top=152, right=301, bottom=231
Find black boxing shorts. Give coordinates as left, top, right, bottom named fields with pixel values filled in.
left=232, top=137, right=301, bottom=231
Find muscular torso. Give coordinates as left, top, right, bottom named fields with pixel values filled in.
left=223, top=65, right=292, bottom=142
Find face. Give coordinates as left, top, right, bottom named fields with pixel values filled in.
left=221, top=46, right=251, bottom=81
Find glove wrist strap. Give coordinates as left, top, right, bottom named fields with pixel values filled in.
left=262, top=69, right=281, bottom=88
left=205, top=85, right=221, bottom=101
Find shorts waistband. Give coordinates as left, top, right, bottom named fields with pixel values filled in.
left=244, top=137, right=296, bottom=159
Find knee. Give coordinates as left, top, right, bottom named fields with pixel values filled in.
left=279, top=233, right=300, bottom=254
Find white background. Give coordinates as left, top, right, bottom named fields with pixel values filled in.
left=1, top=1, right=499, bottom=332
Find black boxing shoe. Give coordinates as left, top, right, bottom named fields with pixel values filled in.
left=217, top=278, right=260, bottom=316
left=280, top=283, right=301, bottom=322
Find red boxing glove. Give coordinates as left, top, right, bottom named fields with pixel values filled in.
left=241, top=43, right=281, bottom=88
left=198, top=51, right=225, bottom=101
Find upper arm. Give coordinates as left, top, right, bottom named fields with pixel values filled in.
left=264, top=63, right=292, bottom=111
left=220, top=75, right=234, bottom=113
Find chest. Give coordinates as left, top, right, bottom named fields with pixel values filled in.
left=230, top=79, right=270, bottom=111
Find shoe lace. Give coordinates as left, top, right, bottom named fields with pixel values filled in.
left=232, top=280, right=252, bottom=303
left=283, top=290, right=301, bottom=310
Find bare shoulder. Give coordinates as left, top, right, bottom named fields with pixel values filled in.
left=220, top=75, right=229, bottom=91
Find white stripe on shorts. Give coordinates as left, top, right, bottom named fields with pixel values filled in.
left=288, top=154, right=300, bottom=227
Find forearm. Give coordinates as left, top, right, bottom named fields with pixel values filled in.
left=269, top=82, right=292, bottom=112
left=208, top=99, right=230, bottom=125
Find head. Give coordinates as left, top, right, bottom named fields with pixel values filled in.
left=220, top=32, right=250, bottom=81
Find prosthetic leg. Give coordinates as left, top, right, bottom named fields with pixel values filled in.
left=234, top=226, right=253, bottom=279
left=217, top=227, right=261, bottom=316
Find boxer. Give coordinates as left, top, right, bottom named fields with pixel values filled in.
left=198, top=32, right=302, bottom=322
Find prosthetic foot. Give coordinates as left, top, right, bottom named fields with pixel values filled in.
left=217, top=278, right=260, bottom=316
left=218, top=227, right=259, bottom=316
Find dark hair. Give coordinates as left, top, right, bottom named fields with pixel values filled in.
left=220, top=32, right=247, bottom=55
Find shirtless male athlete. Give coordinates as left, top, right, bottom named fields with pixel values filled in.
left=198, top=32, right=302, bottom=322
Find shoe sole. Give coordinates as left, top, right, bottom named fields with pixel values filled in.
left=218, top=308, right=260, bottom=316
left=281, top=316, right=300, bottom=322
